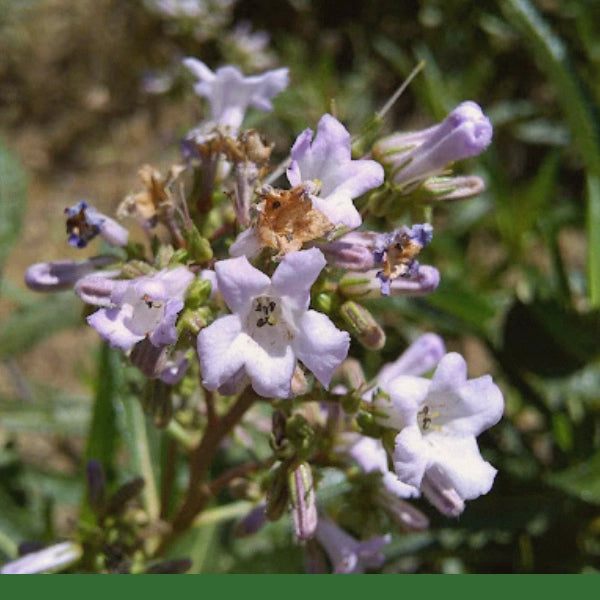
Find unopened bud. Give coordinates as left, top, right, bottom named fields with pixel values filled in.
left=335, top=358, right=366, bottom=392
left=419, top=175, right=486, bottom=202
left=1, top=541, right=83, bottom=574
left=373, top=489, right=429, bottom=532
left=291, top=365, right=308, bottom=396
left=286, top=413, right=316, bottom=459
left=85, top=459, right=106, bottom=513
left=289, top=462, right=318, bottom=541
left=234, top=504, right=267, bottom=537
left=265, top=464, right=290, bottom=522
left=25, top=256, right=118, bottom=293
left=339, top=300, right=386, bottom=350
left=184, top=225, right=213, bottom=263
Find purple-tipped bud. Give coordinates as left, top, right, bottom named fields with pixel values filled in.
left=24, top=256, right=118, bottom=293
left=234, top=504, right=268, bottom=537
left=373, top=489, right=430, bottom=532
left=289, top=462, right=318, bottom=541
left=421, top=175, right=487, bottom=201
left=339, top=301, right=386, bottom=350
left=85, top=459, right=106, bottom=513
left=373, top=101, right=492, bottom=190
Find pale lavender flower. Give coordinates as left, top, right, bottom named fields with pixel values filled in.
left=183, top=58, right=289, bottom=134
left=85, top=267, right=194, bottom=351
left=315, top=516, right=390, bottom=574
left=374, top=352, right=504, bottom=516
left=373, top=101, right=493, bottom=191
left=24, top=256, right=117, bottom=292
left=287, top=114, right=384, bottom=229
left=197, top=248, right=350, bottom=398
left=1, top=541, right=82, bottom=574
left=64, top=201, right=129, bottom=248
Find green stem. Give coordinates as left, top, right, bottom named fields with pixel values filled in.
left=159, top=387, right=258, bottom=550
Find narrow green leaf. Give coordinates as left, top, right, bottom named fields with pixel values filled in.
left=118, top=379, right=161, bottom=521
left=0, top=137, right=27, bottom=271
left=83, top=343, right=120, bottom=480
left=546, top=451, right=600, bottom=505
left=0, top=293, right=83, bottom=359
left=500, top=0, right=600, bottom=306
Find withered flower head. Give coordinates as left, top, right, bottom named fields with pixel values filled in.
left=255, top=184, right=334, bottom=257
left=118, top=164, right=185, bottom=228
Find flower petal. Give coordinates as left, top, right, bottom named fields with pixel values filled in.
left=271, top=248, right=326, bottom=312
left=87, top=307, right=143, bottom=351
left=377, top=333, right=446, bottom=387
left=215, top=255, right=270, bottom=315
left=392, top=425, right=430, bottom=489
left=428, top=352, right=504, bottom=436
left=425, top=433, right=498, bottom=501
left=197, top=314, right=246, bottom=390
left=376, top=375, right=430, bottom=430
left=292, top=310, right=350, bottom=388
left=243, top=334, right=296, bottom=398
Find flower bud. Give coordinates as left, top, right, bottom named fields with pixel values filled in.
left=373, top=101, right=492, bottom=191
left=289, top=462, right=318, bottom=541
left=373, top=489, right=429, bottom=532
left=339, top=300, right=386, bottom=350
left=234, top=504, right=267, bottom=537
left=265, top=464, right=290, bottom=522
left=1, top=541, right=83, bottom=574
left=86, top=459, right=106, bottom=513
left=24, top=256, right=117, bottom=293
left=184, top=225, right=213, bottom=263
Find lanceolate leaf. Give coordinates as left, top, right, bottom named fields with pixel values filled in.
left=0, top=137, right=27, bottom=272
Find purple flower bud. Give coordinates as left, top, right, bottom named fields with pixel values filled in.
left=24, top=256, right=118, bottom=292
left=289, top=462, right=318, bottom=541
left=373, top=101, right=492, bottom=191
left=1, top=541, right=82, bottom=574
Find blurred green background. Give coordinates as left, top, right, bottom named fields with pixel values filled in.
left=1, top=0, right=600, bottom=573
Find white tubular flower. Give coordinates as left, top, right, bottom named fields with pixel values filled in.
left=183, top=57, right=289, bottom=133
left=197, top=248, right=350, bottom=398
left=374, top=352, right=504, bottom=515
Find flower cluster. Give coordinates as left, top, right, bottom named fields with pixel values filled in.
left=20, top=56, right=503, bottom=574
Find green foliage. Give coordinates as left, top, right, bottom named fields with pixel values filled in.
left=2, top=0, right=600, bottom=575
